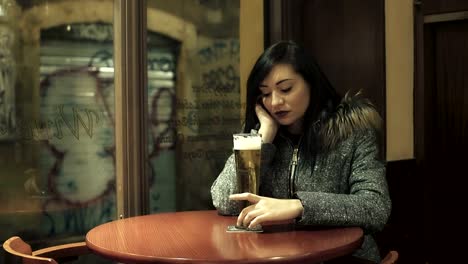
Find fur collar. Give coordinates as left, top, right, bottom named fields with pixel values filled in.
left=318, top=91, right=382, bottom=150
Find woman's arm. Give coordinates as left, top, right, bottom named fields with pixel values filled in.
left=295, top=129, right=391, bottom=233
left=210, top=154, right=242, bottom=215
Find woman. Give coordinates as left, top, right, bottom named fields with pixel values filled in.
left=211, top=41, right=391, bottom=263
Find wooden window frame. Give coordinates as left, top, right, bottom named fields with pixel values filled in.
left=114, top=0, right=149, bottom=218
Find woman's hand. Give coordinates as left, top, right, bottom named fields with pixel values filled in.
left=229, top=193, right=304, bottom=228
left=255, top=103, right=278, bottom=143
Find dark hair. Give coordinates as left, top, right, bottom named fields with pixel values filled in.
left=243, top=41, right=341, bottom=155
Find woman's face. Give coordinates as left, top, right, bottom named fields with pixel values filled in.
left=259, top=64, right=310, bottom=134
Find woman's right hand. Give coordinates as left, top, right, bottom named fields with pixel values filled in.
left=255, top=103, right=278, bottom=143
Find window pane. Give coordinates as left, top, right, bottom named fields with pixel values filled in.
left=1, top=1, right=115, bottom=262
left=146, top=0, right=240, bottom=212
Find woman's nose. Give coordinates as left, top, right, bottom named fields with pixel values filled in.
left=271, top=92, right=284, bottom=106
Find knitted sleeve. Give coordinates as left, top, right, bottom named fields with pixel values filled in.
left=295, top=129, right=391, bottom=233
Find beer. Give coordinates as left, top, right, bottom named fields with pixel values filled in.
left=233, top=134, right=262, bottom=196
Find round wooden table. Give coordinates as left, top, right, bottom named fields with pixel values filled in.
left=86, top=210, right=363, bottom=263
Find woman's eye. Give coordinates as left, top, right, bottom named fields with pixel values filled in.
left=281, top=87, right=292, bottom=93
left=262, top=93, right=271, bottom=97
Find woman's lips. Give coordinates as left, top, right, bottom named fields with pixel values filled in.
left=274, top=111, right=289, bottom=119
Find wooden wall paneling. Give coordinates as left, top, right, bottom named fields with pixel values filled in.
left=264, top=0, right=304, bottom=46
left=264, top=0, right=386, bottom=152
left=422, top=0, right=468, bottom=15
left=301, top=0, right=386, bottom=117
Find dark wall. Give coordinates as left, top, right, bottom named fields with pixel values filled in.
left=422, top=0, right=468, bottom=14
left=265, top=0, right=386, bottom=156
left=265, top=0, right=385, bottom=118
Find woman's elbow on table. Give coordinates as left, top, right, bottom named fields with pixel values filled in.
left=365, top=197, right=392, bottom=233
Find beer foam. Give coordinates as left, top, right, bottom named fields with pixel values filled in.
left=233, top=134, right=262, bottom=150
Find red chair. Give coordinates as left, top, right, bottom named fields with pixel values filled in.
left=381, top=250, right=399, bottom=264
left=3, top=236, right=90, bottom=264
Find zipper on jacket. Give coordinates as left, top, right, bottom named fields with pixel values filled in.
left=278, top=132, right=302, bottom=198
left=289, top=147, right=299, bottom=198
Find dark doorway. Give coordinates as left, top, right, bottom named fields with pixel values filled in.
left=417, top=15, right=468, bottom=263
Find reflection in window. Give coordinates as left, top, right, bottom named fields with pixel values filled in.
left=38, top=23, right=116, bottom=237
left=146, top=33, right=180, bottom=212
left=147, top=0, right=240, bottom=211
left=39, top=23, right=181, bottom=217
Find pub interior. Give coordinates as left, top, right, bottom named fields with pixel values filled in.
left=1, top=0, right=467, bottom=263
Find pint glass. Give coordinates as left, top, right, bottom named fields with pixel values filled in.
left=233, top=133, right=262, bottom=199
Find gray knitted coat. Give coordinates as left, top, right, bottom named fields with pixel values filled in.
left=210, top=95, right=392, bottom=263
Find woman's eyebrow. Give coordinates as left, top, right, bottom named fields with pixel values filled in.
left=259, top=78, right=294, bottom=88
left=276, top=78, right=293, bottom=85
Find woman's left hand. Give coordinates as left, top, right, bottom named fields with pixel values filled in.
left=229, top=193, right=304, bottom=228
